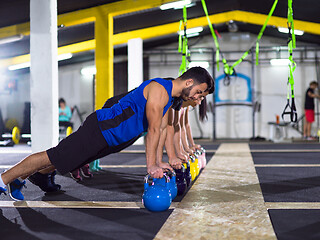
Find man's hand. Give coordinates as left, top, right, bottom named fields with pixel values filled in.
left=157, top=162, right=173, bottom=173
left=168, top=157, right=182, bottom=169
left=147, top=165, right=164, bottom=178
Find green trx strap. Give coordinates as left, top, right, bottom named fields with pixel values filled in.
left=287, top=0, right=296, bottom=48
left=179, top=3, right=189, bottom=75
left=200, top=0, right=220, bottom=71
left=201, top=0, right=278, bottom=72
left=281, top=0, right=297, bottom=122
left=178, top=20, right=183, bottom=53
left=255, top=0, right=278, bottom=65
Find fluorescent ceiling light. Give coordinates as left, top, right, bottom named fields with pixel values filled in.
left=0, top=34, right=24, bottom=45
left=8, top=62, right=31, bottom=71
left=58, top=53, right=73, bottom=61
left=8, top=53, right=73, bottom=71
left=174, top=2, right=195, bottom=9
left=185, top=32, right=199, bottom=38
left=277, top=27, right=304, bottom=36
left=160, top=0, right=191, bottom=10
left=189, top=61, right=210, bottom=69
left=270, top=59, right=290, bottom=66
left=178, top=27, right=203, bottom=36
left=81, top=65, right=96, bottom=76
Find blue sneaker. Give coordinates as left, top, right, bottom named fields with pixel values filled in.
left=0, top=186, right=7, bottom=197
left=7, top=179, right=26, bottom=201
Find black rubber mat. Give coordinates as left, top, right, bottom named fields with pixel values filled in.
left=196, top=143, right=220, bottom=150
left=0, top=153, right=29, bottom=165
left=269, top=209, right=320, bottom=240
left=250, top=143, right=320, bottom=150
left=0, top=207, right=173, bottom=240
left=0, top=149, right=213, bottom=240
left=0, top=167, right=145, bottom=202
left=252, top=152, right=320, bottom=164
left=99, top=152, right=147, bottom=165
left=0, top=153, right=213, bottom=202
left=255, top=167, right=320, bottom=202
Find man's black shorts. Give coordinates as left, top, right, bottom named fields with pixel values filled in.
left=47, top=112, right=109, bottom=175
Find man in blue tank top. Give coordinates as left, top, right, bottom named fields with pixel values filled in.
left=0, top=67, right=214, bottom=200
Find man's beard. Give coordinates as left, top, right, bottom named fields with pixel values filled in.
left=181, top=86, right=193, bottom=101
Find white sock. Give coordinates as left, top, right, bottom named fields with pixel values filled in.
left=0, top=173, right=7, bottom=189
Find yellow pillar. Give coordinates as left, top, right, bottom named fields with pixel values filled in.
left=95, top=9, right=113, bottom=110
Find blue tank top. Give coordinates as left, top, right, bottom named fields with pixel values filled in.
left=96, top=78, right=173, bottom=146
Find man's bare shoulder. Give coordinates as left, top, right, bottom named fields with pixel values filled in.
left=144, top=81, right=169, bottom=102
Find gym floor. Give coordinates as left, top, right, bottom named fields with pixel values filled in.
left=0, top=141, right=320, bottom=240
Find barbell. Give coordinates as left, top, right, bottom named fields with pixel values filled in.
left=2, top=126, right=73, bottom=144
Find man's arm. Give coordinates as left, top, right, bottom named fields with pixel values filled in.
left=173, top=109, right=189, bottom=161
left=164, top=108, right=183, bottom=168
left=145, top=82, right=169, bottom=178
left=308, top=91, right=320, bottom=99
left=184, top=107, right=201, bottom=151
left=179, top=108, right=194, bottom=155
left=156, top=111, right=174, bottom=170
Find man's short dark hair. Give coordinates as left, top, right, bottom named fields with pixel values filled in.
left=310, top=81, right=318, bottom=86
left=179, top=67, right=215, bottom=94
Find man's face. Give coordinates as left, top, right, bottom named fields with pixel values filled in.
left=180, top=82, right=208, bottom=102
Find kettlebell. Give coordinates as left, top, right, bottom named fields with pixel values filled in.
left=194, top=155, right=200, bottom=176
left=195, top=149, right=203, bottom=169
left=200, top=147, right=207, bottom=168
left=142, top=174, right=172, bottom=212
left=153, top=171, right=177, bottom=200
left=189, top=155, right=197, bottom=181
left=175, top=165, right=187, bottom=195
left=167, top=170, right=178, bottom=199
left=183, top=162, right=192, bottom=187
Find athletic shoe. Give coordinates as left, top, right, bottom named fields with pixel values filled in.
left=95, top=159, right=102, bottom=170
left=49, top=171, right=61, bottom=190
left=89, top=161, right=98, bottom=172
left=28, top=172, right=61, bottom=193
left=70, top=169, right=82, bottom=182
left=80, top=165, right=93, bottom=178
left=0, top=186, right=7, bottom=197
left=7, top=179, right=26, bottom=201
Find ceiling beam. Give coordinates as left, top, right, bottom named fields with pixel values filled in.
left=1, top=10, right=320, bottom=68
left=0, top=0, right=175, bottom=39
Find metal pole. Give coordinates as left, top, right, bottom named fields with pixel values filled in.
left=251, top=48, right=255, bottom=139
left=212, top=48, right=216, bottom=141
left=316, top=53, right=320, bottom=129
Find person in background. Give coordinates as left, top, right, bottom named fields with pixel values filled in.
left=303, top=81, right=320, bottom=140
left=59, top=98, right=73, bottom=128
